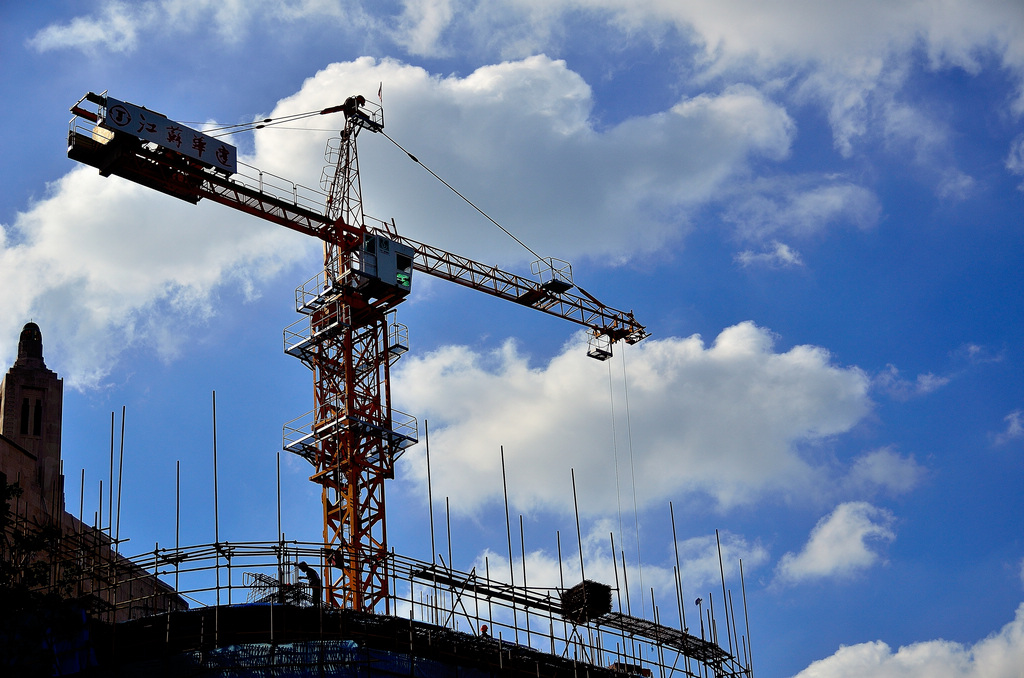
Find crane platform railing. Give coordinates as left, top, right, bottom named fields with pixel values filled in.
left=282, top=409, right=419, bottom=465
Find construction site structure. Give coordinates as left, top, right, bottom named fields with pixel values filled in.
left=97, top=542, right=753, bottom=678
left=15, top=534, right=754, bottom=677
left=1, top=323, right=751, bottom=677
left=67, top=91, right=647, bottom=613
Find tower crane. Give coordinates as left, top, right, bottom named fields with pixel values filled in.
left=67, top=91, right=648, bottom=611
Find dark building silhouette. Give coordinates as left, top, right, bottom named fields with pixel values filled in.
left=0, top=323, right=185, bottom=624
left=0, top=322, right=64, bottom=522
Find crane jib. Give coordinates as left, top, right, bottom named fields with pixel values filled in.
left=67, top=91, right=646, bottom=350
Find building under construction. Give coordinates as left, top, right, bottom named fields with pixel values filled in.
left=0, top=90, right=753, bottom=676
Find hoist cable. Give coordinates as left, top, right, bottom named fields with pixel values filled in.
left=620, top=346, right=645, bottom=617
left=378, top=129, right=546, bottom=263
left=608, top=358, right=626, bottom=569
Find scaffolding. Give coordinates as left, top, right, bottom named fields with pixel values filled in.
left=33, top=539, right=752, bottom=678
left=1, top=507, right=185, bottom=625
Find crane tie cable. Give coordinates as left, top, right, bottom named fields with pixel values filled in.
left=192, top=103, right=547, bottom=265
left=378, top=130, right=546, bottom=264
left=192, top=104, right=348, bottom=138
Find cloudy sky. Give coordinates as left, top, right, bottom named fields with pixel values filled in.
left=3, top=1, right=1024, bottom=676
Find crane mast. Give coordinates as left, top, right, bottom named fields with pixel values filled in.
left=66, top=91, right=647, bottom=611
left=296, top=96, right=408, bottom=610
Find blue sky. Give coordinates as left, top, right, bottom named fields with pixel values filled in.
left=3, top=1, right=1024, bottom=676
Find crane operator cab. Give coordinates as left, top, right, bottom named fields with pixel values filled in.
left=356, top=234, right=415, bottom=299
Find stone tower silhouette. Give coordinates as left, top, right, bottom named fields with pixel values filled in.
left=0, top=322, right=65, bottom=522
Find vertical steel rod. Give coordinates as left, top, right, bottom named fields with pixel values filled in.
left=424, top=420, right=439, bottom=614
left=108, top=412, right=114, bottom=534
left=716, top=529, right=733, bottom=655
left=212, top=391, right=221, bottom=617
left=557, top=530, right=573, bottom=658
left=520, top=514, right=531, bottom=646
left=276, top=453, right=282, bottom=541
left=571, top=469, right=585, bottom=583
left=446, top=496, right=453, bottom=573
left=669, top=502, right=692, bottom=675
left=276, top=452, right=283, bottom=590
left=741, top=558, right=754, bottom=676
left=485, top=555, right=494, bottom=631
left=425, top=420, right=436, bottom=565
left=729, top=588, right=741, bottom=671
left=115, top=405, right=125, bottom=550
left=78, top=469, right=85, bottom=533
left=175, top=460, right=180, bottom=592
left=620, top=549, right=635, bottom=662
left=609, top=532, right=627, bottom=666
left=670, top=503, right=687, bottom=629
left=501, top=446, right=519, bottom=643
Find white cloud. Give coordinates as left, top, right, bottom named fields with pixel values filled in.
left=1009, top=135, right=1024, bottom=172
left=39, top=0, right=1023, bottom=154
left=672, top=531, right=770, bottom=592
left=395, top=0, right=456, bottom=56
left=776, top=502, right=895, bottom=584
left=874, top=364, right=950, bottom=401
left=387, top=0, right=1024, bottom=147
left=936, top=170, right=977, bottom=201
left=33, top=1, right=1024, bottom=115
left=724, top=179, right=881, bottom=241
left=792, top=602, right=1024, bottom=678
left=27, top=1, right=146, bottom=53
left=28, top=0, right=362, bottom=53
left=954, top=343, right=1004, bottom=366
left=844, top=448, right=925, bottom=496
left=36, top=0, right=1024, bottom=73
left=262, top=57, right=794, bottom=265
left=464, top=1, right=1022, bottom=179
left=0, top=166, right=310, bottom=388
left=1008, top=135, right=1024, bottom=190
left=395, top=321, right=871, bottom=516
left=881, top=102, right=978, bottom=200
left=797, top=61, right=888, bottom=158
left=735, top=241, right=804, bottom=268
left=992, top=410, right=1024, bottom=446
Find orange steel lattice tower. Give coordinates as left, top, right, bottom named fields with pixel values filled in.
left=283, top=97, right=416, bottom=610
